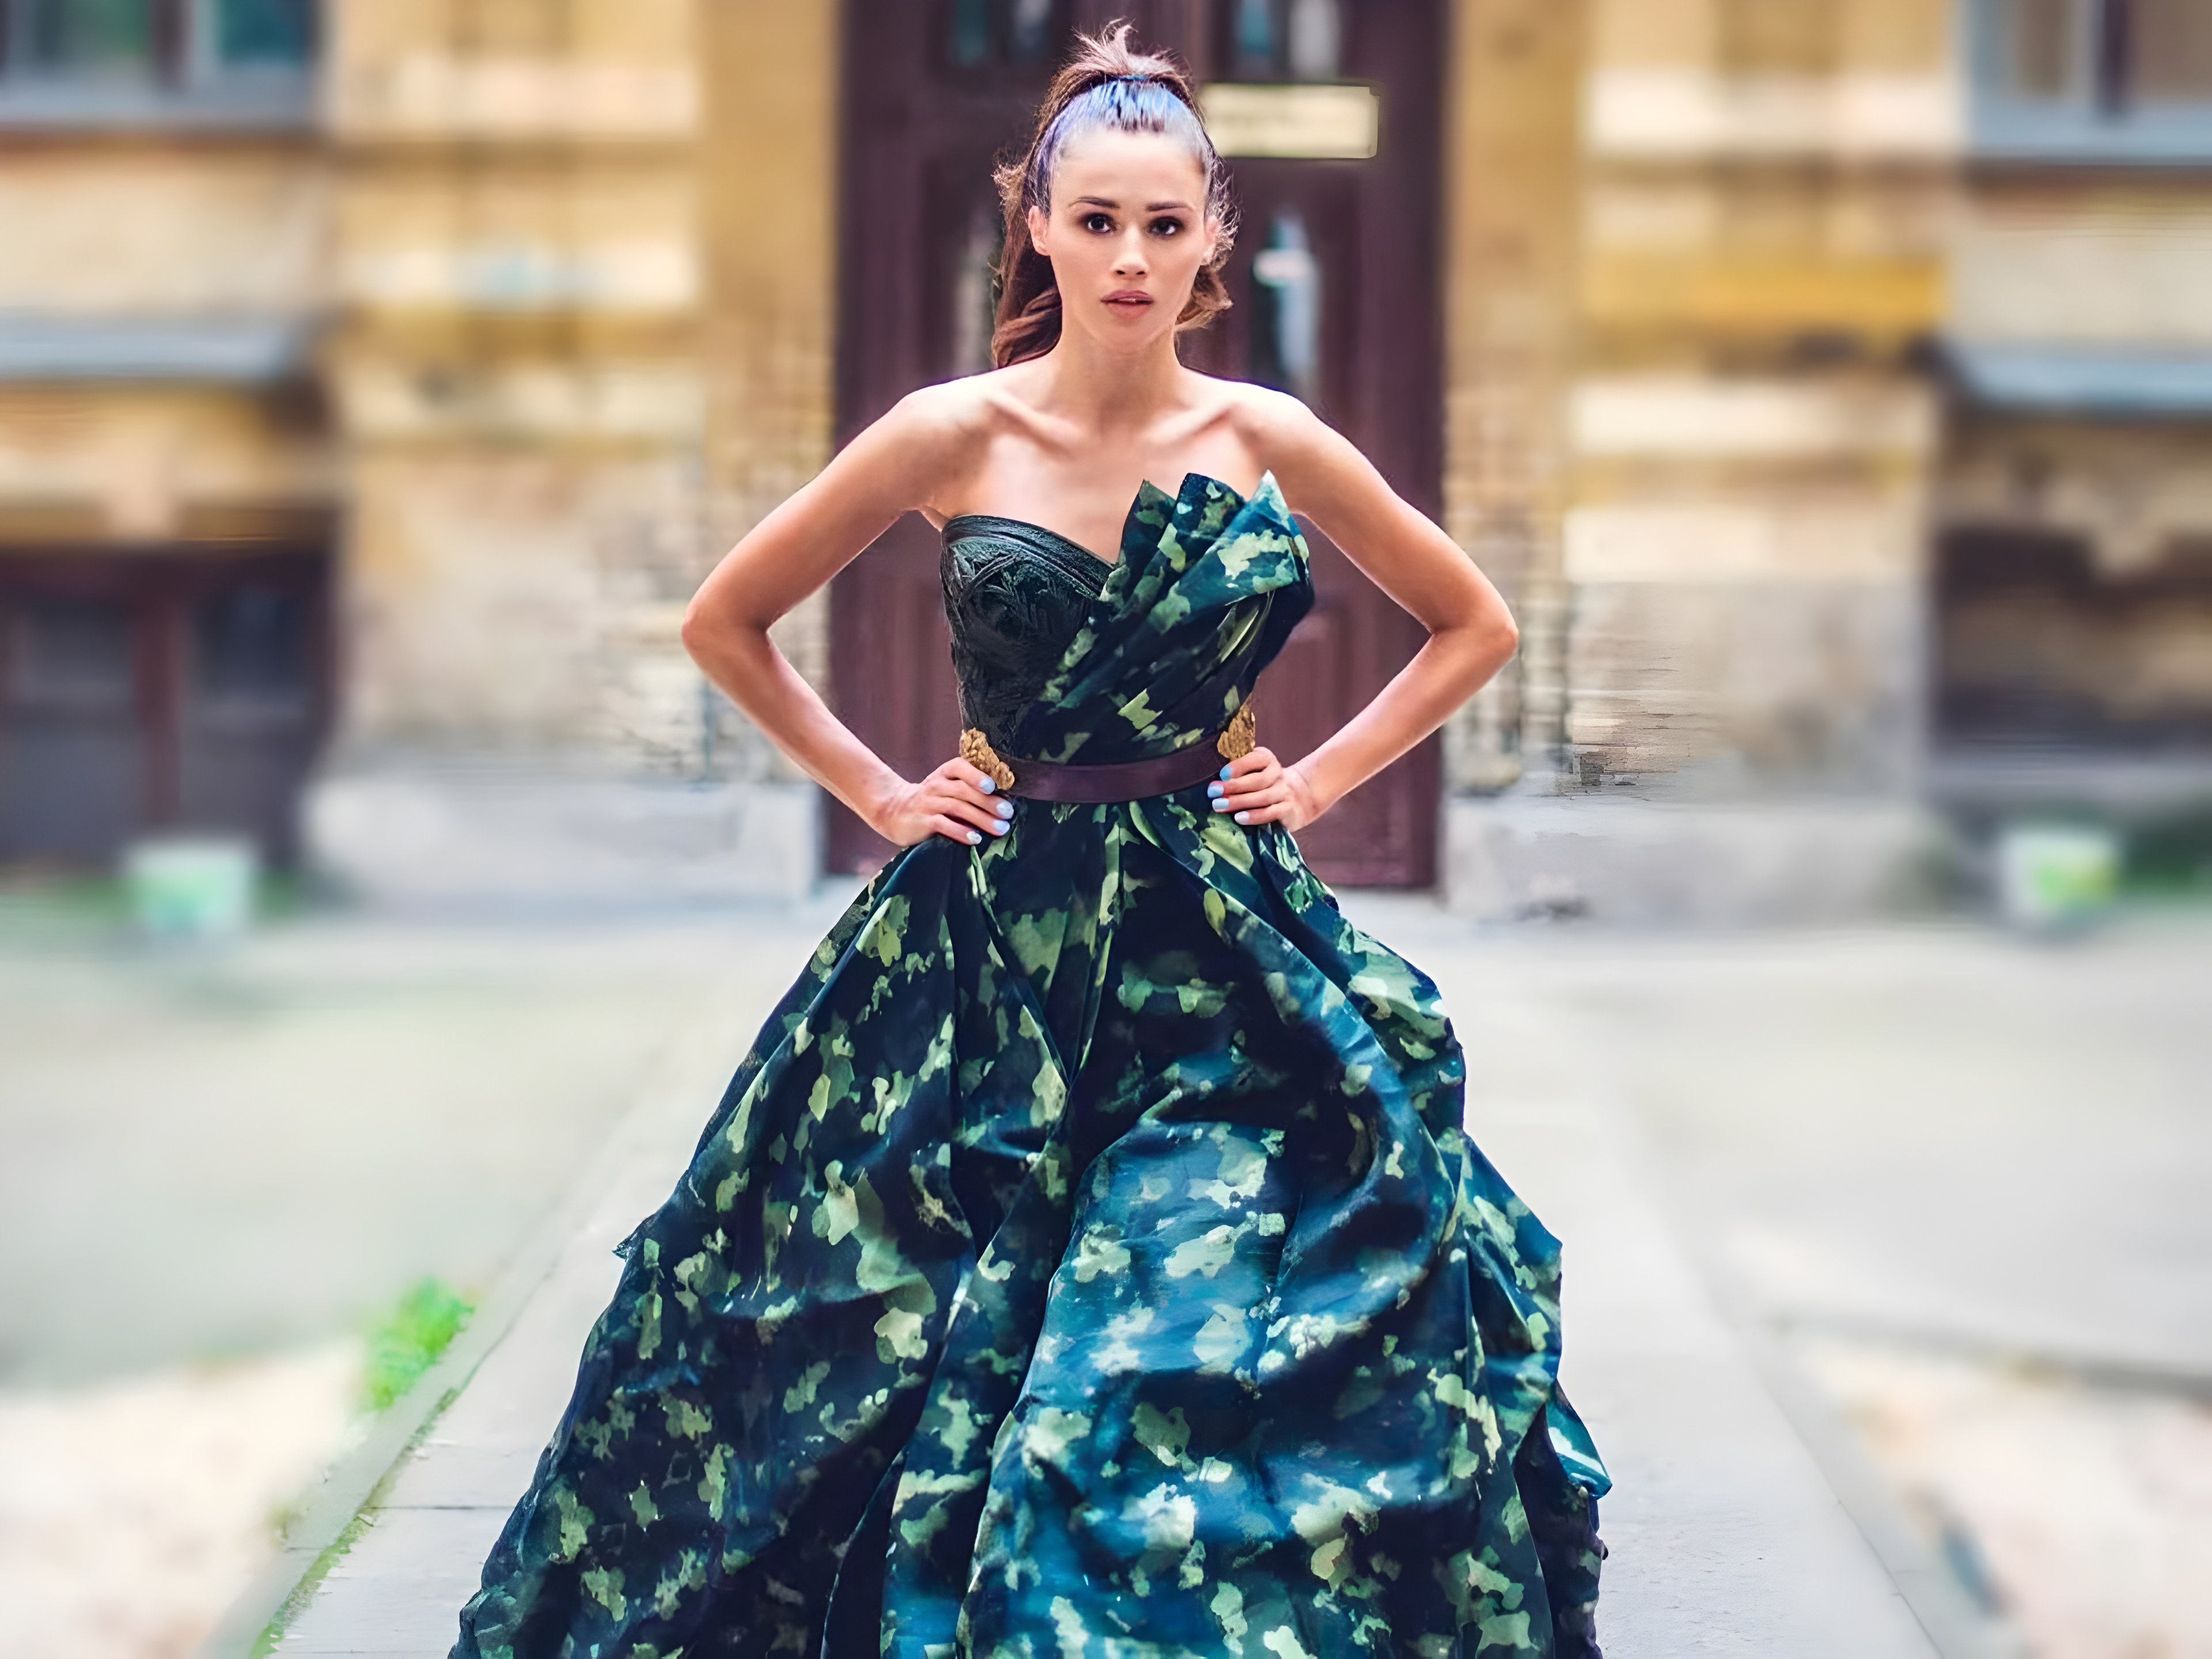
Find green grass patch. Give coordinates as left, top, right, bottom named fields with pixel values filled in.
left=363, top=1277, right=475, bottom=1412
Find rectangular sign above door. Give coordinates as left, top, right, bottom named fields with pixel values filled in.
left=1198, top=82, right=1380, bottom=158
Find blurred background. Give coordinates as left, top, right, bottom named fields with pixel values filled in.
left=0, top=0, right=2205, bottom=1654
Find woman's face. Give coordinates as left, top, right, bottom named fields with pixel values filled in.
left=1028, top=127, right=1217, bottom=355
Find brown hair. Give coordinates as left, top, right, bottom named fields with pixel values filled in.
left=990, top=22, right=1238, bottom=369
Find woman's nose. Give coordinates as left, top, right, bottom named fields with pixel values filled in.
left=1113, top=234, right=1147, bottom=275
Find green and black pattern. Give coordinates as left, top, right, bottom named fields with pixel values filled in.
left=452, top=473, right=1610, bottom=1659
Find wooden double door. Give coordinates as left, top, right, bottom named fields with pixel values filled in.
left=0, top=548, right=331, bottom=866
left=830, top=0, right=1444, bottom=885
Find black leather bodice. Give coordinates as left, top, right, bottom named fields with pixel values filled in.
left=939, top=516, right=1110, bottom=756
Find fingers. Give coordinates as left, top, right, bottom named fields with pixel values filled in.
left=1208, top=745, right=1281, bottom=813
left=926, top=782, right=1014, bottom=846
left=1218, top=782, right=1289, bottom=824
left=943, top=757, right=998, bottom=797
left=938, top=758, right=1011, bottom=817
left=929, top=813, right=984, bottom=846
left=919, top=756, right=1015, bottom=846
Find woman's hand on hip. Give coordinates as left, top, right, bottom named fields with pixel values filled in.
left=1207, top=746, right=1325, bottom=832
left=872, top=756, right=1016, bottom=848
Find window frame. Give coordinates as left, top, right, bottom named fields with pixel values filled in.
left=0, top=0, right=315, bottom=127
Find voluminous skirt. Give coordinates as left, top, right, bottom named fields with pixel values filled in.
left=452, top=475, right=1608, bottom=1658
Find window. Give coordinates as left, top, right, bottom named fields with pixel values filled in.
left=1220, top=0, right=1343, bottom=82
left=946, top=0, right=1059, bottom=71
left=206, top=0, right=313, bottom=70
left=191, top=585, right=310, bottom=705
left=12, top=595, right=132, bottom=705
left=1247, top=209, right=1321, bottom=404
left=2000, top=0, right=2080, bottom=97
left=0, top=0, right=313, bottom=84
left=1974, top=0, right=2212, bottom=159
left=2126, top=0, right=2212, bottom=103
left=1982, top=0, right=2212, bottom=109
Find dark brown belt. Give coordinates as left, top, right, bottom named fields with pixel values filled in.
left=1003, top=733, right=1228, bottom=804
left=960, top=699, right=1258, bottom=805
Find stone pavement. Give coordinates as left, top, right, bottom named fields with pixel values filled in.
left=238, top=893, right=1985, bottom=1659
left=0, top=903, right=841, bottom=1387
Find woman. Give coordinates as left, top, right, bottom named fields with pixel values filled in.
left=454, top=26, right=1608, bottom=1659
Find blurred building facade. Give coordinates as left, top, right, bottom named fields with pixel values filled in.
left=0, top=0, right=2206, bottom=913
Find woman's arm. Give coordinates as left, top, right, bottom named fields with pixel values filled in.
left=1211, top=393, right=1519, bottom=831
left=679, top=392, right=1013, bottom=849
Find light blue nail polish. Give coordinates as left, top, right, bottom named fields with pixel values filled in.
left=990, top=820, right=1008, bottom=834
left=1214, top=799, right=1230, bottom=811
left=1234, top=810, right=1250, bottom=824
left=966, top=830, right=981, bottom=844
left=978, top=777, right=995, bottom=794
left=996, top=798, right=1014, bottom=817
left=1219, top=764, right=1232, bottom=780
left=1206, top=781, right=1223, bottom=798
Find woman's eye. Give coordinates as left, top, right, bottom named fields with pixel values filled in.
left=1083, top=213, right=1113, bottom=233
left=1150, top=218, right=1184, bottom=237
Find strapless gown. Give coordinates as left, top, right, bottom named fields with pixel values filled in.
left=452, top=473, right=1611, bottom=1659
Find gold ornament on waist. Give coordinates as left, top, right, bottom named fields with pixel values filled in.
left=959, top=727, right=1017, bottom=791
left=1217, top=697, right=1258, bottom=761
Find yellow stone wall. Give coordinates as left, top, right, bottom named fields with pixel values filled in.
left=1440, top=0, right=1588, bottom=791
left=1551, top=0, right=1955, bottom=789
left=0, top=387, right=331, bottom=547
left=0, top=148, right=328, bottom=317
left=328, top=0, right=839, bottom=771
left=699, top=0, right=840, bottom=711
left=0, top=137, right=333, bottom=551
left=0, top=0, right=2023, bottom=820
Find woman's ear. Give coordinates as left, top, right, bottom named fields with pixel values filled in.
left=1026, top=202, right=1051, bottom=259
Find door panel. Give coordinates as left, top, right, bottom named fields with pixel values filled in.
left=179, top=575, right=326, bottom=857
left=830, top=0, right=1442, bottom=884
left=0, top=550, right=331, bottom=867
left=0, top=594, right=145, bottom=862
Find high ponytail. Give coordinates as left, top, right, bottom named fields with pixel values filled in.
left=990, top=22, right=1238, bottom=369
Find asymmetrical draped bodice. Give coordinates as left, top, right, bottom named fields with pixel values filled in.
left=938, top=471, right=1315, bottom=765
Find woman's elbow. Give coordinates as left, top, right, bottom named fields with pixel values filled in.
left=678, top=597, right=716, bottom=664
left=1488, top=607, right=1521, bottom=662
left=1453, top=599, right=1517, bottom=670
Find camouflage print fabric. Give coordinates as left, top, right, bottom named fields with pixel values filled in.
left=452, top=473, right=1611, bottom=1659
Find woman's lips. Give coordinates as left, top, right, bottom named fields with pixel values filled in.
left=1104, top=290, right=1153, bottom=310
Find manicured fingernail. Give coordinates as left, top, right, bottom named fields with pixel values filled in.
left=1206, top=781, right=1224, bottom=798
left=1234, top=810, right=1251, bottom=824
left=995, top=798, right=1014, bottom=817
left=966, top=830, right=982, bottom=844
left=990, top=819, right=1008, bottom=834
left=978, top=777, right=995, bottom=794
left=1213, top=798, right=1231, bottom=811
left=1218, top=764, right=1232, bottom=780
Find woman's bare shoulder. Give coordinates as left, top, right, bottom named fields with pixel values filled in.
left=1204, top=377, right=1332, bottom=457
left=871, top=370, right=1047, bottom=494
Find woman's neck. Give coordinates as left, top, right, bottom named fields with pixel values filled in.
left=1029, top=321, right=1188, bottom=439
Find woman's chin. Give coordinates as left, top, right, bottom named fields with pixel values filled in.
left=1081, top=304, right=1171, bottom=349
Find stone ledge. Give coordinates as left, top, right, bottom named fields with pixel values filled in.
left=1444, top=794, right=1948, bottom=926
left=306, top=756, right=821, bottom=911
